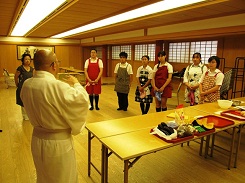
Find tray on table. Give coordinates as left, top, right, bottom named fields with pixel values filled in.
left=197, top=115, right=234, bottom=128
left=221, top=110, right=245, bottom=121
left=150, top=129, right=194, bottom=143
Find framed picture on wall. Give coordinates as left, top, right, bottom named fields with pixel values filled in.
left=17, top=45, right=55, bottom=60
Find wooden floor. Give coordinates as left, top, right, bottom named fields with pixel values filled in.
left=0, top=77, right=245, bottom=183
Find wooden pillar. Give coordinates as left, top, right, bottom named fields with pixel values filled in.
left=102, top=45, right=107, bottom=77
left=155, top=40, right=164, bottom=64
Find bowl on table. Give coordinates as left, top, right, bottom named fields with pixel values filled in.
left=217, top=100, right=233, bottom=109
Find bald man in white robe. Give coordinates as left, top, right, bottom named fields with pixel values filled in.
left=21, top=49, right=89, bottom=183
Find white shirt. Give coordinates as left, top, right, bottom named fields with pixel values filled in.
left=114, top=62, right=133, bottom=74
left=136, top=65, right=153, bottom=79
left=84, top=57, right=103, bottom=68
left=20, top=71, right=89, bottom=135
left=183, top=63, right=208, bottom=83
left=153, top=62, right=173, bottom=73
left=199, top=68, right=224, bottom=85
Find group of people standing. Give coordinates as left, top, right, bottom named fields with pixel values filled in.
left=84, top=49, right=174, bottom=114
left=83, top=48, right=225, bottom=115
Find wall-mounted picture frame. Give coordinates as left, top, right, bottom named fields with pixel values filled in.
left=17, top=45, right=55, bottom=60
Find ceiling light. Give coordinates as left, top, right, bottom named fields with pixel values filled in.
left=52, top=0, right=205, bottom=38
left=11, top=0, right=66, bottom=36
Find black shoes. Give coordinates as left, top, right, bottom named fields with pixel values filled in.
left=90, top=106, right=100, bottom=110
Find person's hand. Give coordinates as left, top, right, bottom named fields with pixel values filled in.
left=200, top=91, right=205, bottom=96
left=159, top=87, right=164, bottom=93
left=154, top=86, right=159, bottom=92
left=186, top=83, right=192, bottom=89
left=138, top=86, right=144, bottom=92
left=63, top=75, right=79, bottom=86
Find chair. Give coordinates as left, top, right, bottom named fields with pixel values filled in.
left=220, top=69, right=236, bottom=99
left=173, top=68, right=186, bottom=82
left=172, top=82, right=183, bottom=105
left=3, top=69, right=16, bottom=89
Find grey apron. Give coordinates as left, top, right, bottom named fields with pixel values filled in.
left=114, top=64, right=130, bottom=94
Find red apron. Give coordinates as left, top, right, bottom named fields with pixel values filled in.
left=152, top=66, right=172, bottom=98
left=86, top=59, right=101, bottom=94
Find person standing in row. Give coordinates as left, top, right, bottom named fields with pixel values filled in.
left=151, top=50, right=173, bottom=112
left=183, top=52, right=207, bottom=105
left=84, top=48, right=103, bottom=110
left=14, top=53, right=34, bottom=120
left=21, top=49, right=89, bottom=183
left=135, top=55, right=153, bottom=115
left=199, top=56, right=224, bottom=103
left=114, top=51, right=133, bottom=111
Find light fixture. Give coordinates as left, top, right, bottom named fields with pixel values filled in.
left=11, top=0, right=66, bottom=36
left=52, top=0, right=205, bottom=38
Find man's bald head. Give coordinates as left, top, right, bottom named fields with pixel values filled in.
left=34, top=49, right=57, bottom=71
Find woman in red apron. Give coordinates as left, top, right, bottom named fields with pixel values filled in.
left=199, top=56, right=224, bottom=103
left=84, top=49, right=103, bottom=110
left=152, top=51, right=173, bottom=112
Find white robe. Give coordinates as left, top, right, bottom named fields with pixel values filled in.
left=21, top=71, right=89, bottom=183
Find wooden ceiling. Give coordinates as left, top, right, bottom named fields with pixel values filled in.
left=0, top=0, right=245, bottom=44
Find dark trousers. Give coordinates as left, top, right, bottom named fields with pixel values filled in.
left=117, top=92, right=128, bottom=110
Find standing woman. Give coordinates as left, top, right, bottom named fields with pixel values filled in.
left=84, top=48, right=103, bottom=110
left=183, top=52, right=207, bottom=105
left=199, top=56, right=224, bottom=103
left=135, top=55, right=153, bottom=115
left=152, top=51, right=173, bottom=112
left=114, top=51, right=133, bottom=111
left=14, top=53, right=34, bottom=120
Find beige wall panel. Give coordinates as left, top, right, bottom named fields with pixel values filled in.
left=222, top=35, right=245, bottom=68
left=95, top=30, right=144, bottom=42
left=80, top=38, right=94, bottom=44
left=0, top=44, right=25, bottom=74
left=148, top=14, right=245, bottom=36
left=55, top=45, right=82, bottom=70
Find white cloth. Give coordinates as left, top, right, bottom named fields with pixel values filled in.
left=84, top=57, right=103, bottom=68
left=153, top=62, right=173, bottom=73
left=114, top=62, right=133, bottom=74
left=20, top=71, right=89, bottom=183
left=183, top=63, right=207, bottom=83
left=136, top=65, right=153, bottom=79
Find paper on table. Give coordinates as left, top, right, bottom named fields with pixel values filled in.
left=235, top=106, right=245, bottom=110
left=214, top=111, right=223, bottom=115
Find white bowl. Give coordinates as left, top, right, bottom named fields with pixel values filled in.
left=217, top=100, right=233, bottom=109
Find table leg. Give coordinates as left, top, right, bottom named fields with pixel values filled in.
left=228, top=127, right=236, bottom=170
left=199, top=137, right=204, bottom=156
left=204, top=135, right=210, bottom=158
left=124, top=160, right=129, bottom=183
left=210, top=134, right=216, bottom=157
left=88, top=132, right=91, bottom=176
left=104, top=147, right=108, bottom=183
left=234, top=125, right=242, bottom=168
left=101, top=145, right=109, bottom=183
